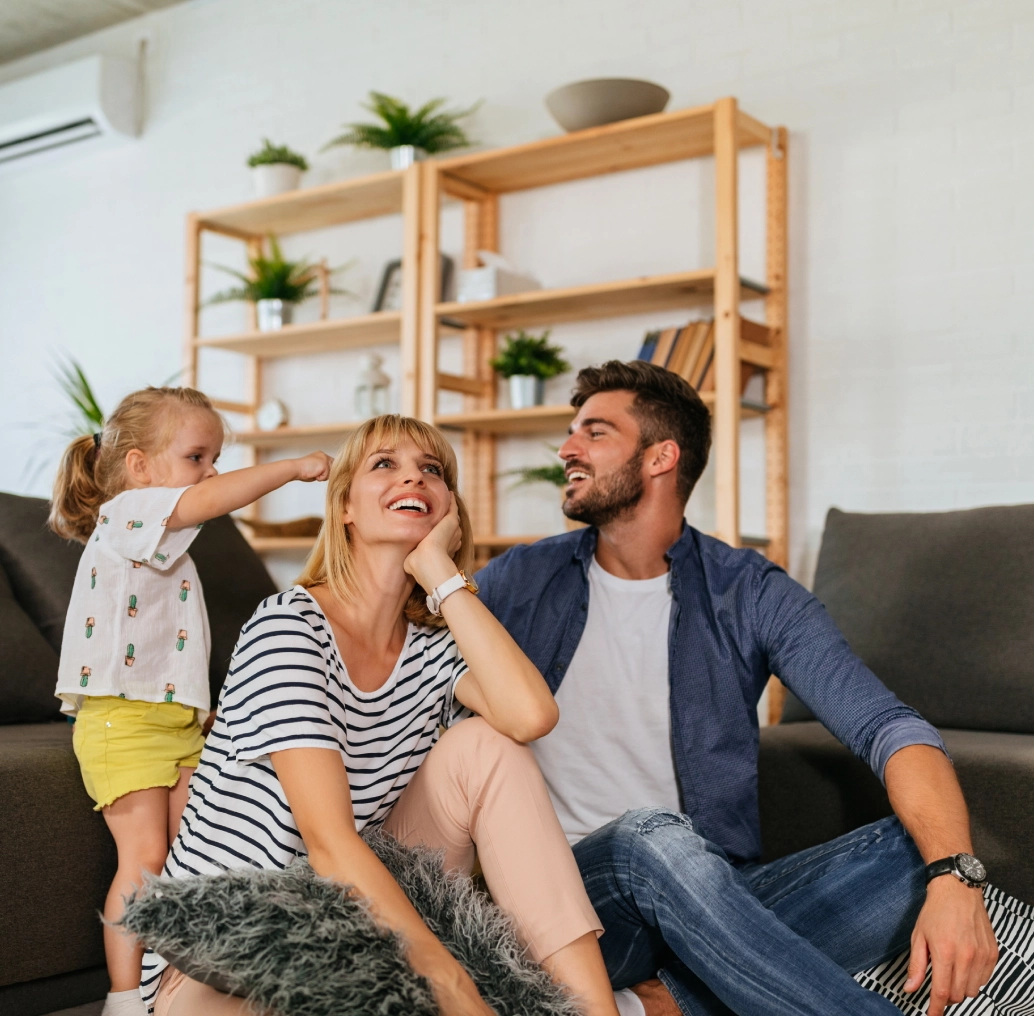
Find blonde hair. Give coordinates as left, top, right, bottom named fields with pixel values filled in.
left=297, top=415, right=473, bottom=628
left=49, top=386, right=223, bottom=543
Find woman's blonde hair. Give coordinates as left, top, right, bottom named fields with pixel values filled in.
left=297, top=415, right=473, bottom=628
left=49, top=386, right=222, bottom=544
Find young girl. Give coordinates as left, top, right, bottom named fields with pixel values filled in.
left=49, top=385, right=331, bottom=1016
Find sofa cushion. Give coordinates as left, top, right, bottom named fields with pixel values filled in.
left=0, top=494, right=276, bottom=710
left=758, top=722, right=1034, bottom=902
left=0, top=560, right=61, bottom=724
left=0, top=723, right=117, bottom=987
left=0, top=494, right=82, bottom=655
left=784, top=504, right=1034, bottom=733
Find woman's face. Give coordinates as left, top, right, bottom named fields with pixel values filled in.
left=342, top=437, right=450, bottom=551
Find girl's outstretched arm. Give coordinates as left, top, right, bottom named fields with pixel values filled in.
left=271, top=747, right=495, bottom=1016
left=167, top=452, right=332, bottom=528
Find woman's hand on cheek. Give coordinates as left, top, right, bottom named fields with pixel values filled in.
left=404, top=492, right=462, bottom=593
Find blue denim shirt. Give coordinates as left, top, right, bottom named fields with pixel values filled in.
left=476, top=523, right=946, bottom=863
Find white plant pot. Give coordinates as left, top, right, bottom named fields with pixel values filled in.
left=390, top=145, right=427, bottom=170
left=251, top=163, right=302, bottom=198
left=256, top=299, right=293, bottom=331
left=509, top=375, right=544, bottom=409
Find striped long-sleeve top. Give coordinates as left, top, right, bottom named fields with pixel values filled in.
left=140, top=585, right=469, bottom=1010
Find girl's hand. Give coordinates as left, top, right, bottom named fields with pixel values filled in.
left=293, top=451, right=333, bottom=482
left=404, top=492, right=463, bottom=593
left=408, top=941, right=496, bottom=1016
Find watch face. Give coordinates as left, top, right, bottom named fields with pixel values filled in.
left=956, top=854, right=986, bottom=883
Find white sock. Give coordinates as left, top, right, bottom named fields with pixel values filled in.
left=614, top=987, right=647, bottom=1016
left=101, top=988, right=146, bottom=1016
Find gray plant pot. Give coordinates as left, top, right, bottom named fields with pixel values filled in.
left=390, top=145, right=427, bottom=170
left=509, top=375, right=544, bottom=409
left=256, top=299, right=293, bottom=332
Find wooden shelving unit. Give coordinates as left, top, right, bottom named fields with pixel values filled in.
left=416, top=98, right=789, bottom=719
left=183, top=166, right=422, bottom=543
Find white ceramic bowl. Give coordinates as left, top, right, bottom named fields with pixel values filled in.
left=545, top=78, right=670, bottom=133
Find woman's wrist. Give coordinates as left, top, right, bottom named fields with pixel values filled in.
left=413, top=552, right=460, bottom=594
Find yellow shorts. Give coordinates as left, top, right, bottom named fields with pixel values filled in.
left=72, top=696, right=205, bottom=811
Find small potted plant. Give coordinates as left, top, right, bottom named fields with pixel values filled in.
left=490, top=330, right=571, bottom=409
left=247, top=139, right=309, bottom=197
left=503, top=455, right=585, bottom=532
left=207, top=236, right=354, bottom=331
left=323, top=91, right=479, bottom=170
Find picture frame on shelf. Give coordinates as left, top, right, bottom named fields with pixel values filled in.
left=372, top=254, right=454, bottom=313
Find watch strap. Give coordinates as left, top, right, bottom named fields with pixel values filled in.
left=925, top=857, right=957, bottom=883
left=426, top=573, right=468, bottom=616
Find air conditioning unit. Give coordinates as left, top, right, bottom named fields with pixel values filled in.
left=0, top=54, right=140, bottom=166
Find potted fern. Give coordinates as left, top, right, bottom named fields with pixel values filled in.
left=323, top=91, right=479, bottom=170
left=503, top=456, right=585, bottom=532
left=207, top=236, right=353, bottom=331
left=247, top=139, right=309, bottom=197
left=490, top=330, right=571, bottom=409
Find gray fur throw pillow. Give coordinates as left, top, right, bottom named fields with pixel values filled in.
left=120, top=831, right=582, bottom=1016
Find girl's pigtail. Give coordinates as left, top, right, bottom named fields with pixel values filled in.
left=49, top=434, right=105, bottom=543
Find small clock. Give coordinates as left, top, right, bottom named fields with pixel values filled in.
left=255, top=398, right=289, bottom=432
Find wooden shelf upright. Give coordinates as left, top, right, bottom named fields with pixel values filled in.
left=415, top=98, right=789, bottom=719
left=182, top=167, right=423, bottom=551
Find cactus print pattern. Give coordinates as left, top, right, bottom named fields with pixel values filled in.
left=125, top=643, right=135, bottom=667
left=176, top=629, right=188, bottom=651
left=128, top=594, right=138, bottom=617
left=85, top=617, right=94, bottom=638
left=90, top=567, right=97, bottom=589
left=180, top=580, right=190, bottom=601
left=127, top=520, right=143, bottom=530
left=164, top=683, right=175, bottom=703
left=80, top=666, right=91, bottom=687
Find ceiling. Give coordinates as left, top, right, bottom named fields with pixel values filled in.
left=0, top=0, right=190, bottom=66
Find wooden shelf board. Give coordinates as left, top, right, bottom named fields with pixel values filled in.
left=437, top=104, right=770, bottom=195
left=435, top=404, right=576, bottom=435
left=436, top=271, right=767, bottom=330
left=697, top=393, right=771, bottom=419
left=196, top=311, right=401, bottom=357
left=245, top=535, right=317, bottom=553
left=232, top=423, right=358, bottom=448
left=473, top=534, right=550, bottom=548
left=198, top=170, right=404, bottom=237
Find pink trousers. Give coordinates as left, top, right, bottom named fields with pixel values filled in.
left=155, top=717, right=601, bottom=1013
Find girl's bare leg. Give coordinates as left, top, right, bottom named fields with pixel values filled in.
left=168, top=767, right=194, bottom=842
left=102, top=787, right=172, bottom=990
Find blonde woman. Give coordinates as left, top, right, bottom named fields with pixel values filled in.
left=142, top=415, right=622, bottom=1016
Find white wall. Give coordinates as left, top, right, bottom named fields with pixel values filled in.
left=1, top=0, right=1032, bottom=593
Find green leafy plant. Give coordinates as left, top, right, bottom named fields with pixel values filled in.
left=247, top=138, right=309, bottom=171
left=206, top=236, right=354, bottom=306
left=506, top=463, right=568, bottom=489
left=54, top=355, right=104, bottom=436
left=323, top=91, right=480, bottom=154
left=489, top=330, right=571, bottom=379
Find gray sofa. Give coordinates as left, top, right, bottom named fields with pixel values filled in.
left=0, top=493, right=276, bottom=1016
left=3, top=497, right=1030, bottom=1013
left=759, top=505, right=1034, bottom=903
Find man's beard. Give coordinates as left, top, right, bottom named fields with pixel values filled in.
left=563, top=447, right=645, bottom=527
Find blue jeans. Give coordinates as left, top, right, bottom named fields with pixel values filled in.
left=573, top=810, right=926, bottom=1016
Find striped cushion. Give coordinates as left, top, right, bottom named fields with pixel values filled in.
left=856, top=886, right=1034, bottom=1014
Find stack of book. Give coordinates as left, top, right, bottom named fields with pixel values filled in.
left=637, top=319, right=765, bottom=396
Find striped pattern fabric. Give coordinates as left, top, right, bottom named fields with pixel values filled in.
left=856, top=885, right=1034, bottom=1014
left=140, top=586, right=468, bottom=1011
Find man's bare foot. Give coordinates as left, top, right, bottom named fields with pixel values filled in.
left=630, top=978, right=681, bottom=1016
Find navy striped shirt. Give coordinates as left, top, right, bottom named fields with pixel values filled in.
left=140, top=585, right=468, bottom=1009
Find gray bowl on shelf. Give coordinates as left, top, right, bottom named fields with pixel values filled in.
left=545, top=78, right=670, bottom=132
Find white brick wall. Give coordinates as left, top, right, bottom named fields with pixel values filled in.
left=0, top=0, right=1031, bottom=594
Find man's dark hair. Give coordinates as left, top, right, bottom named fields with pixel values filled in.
left=571, top=360, right=712, bottom=503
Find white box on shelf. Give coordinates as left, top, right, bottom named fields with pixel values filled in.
left=456, top=251, right=541, bottom=303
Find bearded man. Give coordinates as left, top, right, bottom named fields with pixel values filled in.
left=474, top=360, right=997, bottom=1016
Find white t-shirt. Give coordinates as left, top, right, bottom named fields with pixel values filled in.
left=141, top=586, right=470, bottom=1011
left=54, top=486, right=211, bottom=717
left=531, top=557, right=680, bottom=845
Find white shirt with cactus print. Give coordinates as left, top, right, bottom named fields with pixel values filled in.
left=55, top=486, right=212, bottom=718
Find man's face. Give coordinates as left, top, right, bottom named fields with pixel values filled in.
left=558, top=390, right=646, bottom=526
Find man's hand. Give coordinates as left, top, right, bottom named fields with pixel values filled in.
left=293, top=451, right=333, bottom=482
left=905, top=873, right=997, bottom=1014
